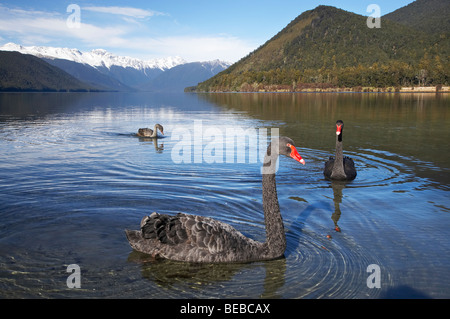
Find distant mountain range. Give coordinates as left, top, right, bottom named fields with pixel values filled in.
left=141, top=60, right=231, bottom=92
left=0, top=43, right=230, bottom=92
left=1, top=43, right=185, bottom=70
left=196, top=0, right=449, bottom=92
left=0, top=51, right=96, bottom=92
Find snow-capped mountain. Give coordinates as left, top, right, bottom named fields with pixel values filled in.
left=200, top=59, right=231, bottom=73
left=0, top=42, right=186, bottom=71
left=141, top=60, right=231, bottom=92
left=0, top=42, right=231, bottom=92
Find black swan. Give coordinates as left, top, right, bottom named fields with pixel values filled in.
left=137, top=124, right=164, bottom=138
left=324, top=120, right=357, bottom=181
left=125, top=136, right=305, bottom=263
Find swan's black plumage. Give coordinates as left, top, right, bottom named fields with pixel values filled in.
left=324, top=120, right=357, bottom=181
left=137, top=124, right=164, bottom=138
left=125, top=136, right=305, bottom=263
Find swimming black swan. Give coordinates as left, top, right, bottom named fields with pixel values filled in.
left=324, top=120, right=357, bottom=181
left=125, top=136, right=305, bottom=263
left=137, top=124, right=164, bottom=138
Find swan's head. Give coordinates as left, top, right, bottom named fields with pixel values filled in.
left=279, top=136, right=305, bottom=165
left=156, top=124, right=164, bottom=135
left=335, top=120, right=344, bottom=136
left=263, top=136, right=305, bottom=174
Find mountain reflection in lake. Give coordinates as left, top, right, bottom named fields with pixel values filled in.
left=0, top=92, right=448, bottom=298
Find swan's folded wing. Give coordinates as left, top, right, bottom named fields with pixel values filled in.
left=141, top=212, right=188, bottom=245
left=323, top=157, right=334, bottom=178
left=343, top=156, right=357, bottom=180
left=141, top=212, right=246, bottom=255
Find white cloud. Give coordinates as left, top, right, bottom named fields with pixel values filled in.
left=0, top=7, right=128, bottom=48
left=0, top=4, right=255, bottom=62
left=83, top=6, right=165, bottom=19
left=135, top=35, right=256, bottom=62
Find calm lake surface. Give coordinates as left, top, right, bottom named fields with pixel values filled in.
left=0, top=92, right=448, bottom=298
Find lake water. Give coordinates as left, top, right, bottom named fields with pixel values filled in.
left=0, top=92, right=448, bottom=299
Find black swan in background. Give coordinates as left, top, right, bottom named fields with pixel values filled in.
left=324, top=120, right=357, bottom=181
left=125, top=136, right=305, bottom=263
left=137, top=124, right=164, bottom=138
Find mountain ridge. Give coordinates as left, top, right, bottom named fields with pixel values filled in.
left=0, top=51, right=99, bottom=92
left=141, top=60, right=230, bottom=92
left=196, top=2, right=449, bottom=92
left=0, top=42, right=186, bottom=71
left=384, top=0, right=450, bottom=35
left=1, top=43, right=230, bottom=92
left=41, top=57, right=132, bottom=91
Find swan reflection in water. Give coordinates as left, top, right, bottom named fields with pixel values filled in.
left=127, top=250, right=287, bottom=298
left=330, top=180, right=346, bottom=232
left=137, top=135, right=164, bottom=152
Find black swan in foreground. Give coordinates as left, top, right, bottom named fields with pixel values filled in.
left=125, top=136, right=305, bottom=263
left=324, top=120, right=357, bottom=181
left=137, top=124, right=164, bottom=138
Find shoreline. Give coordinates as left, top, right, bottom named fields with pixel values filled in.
left=189, top=86, right=450, bottom=93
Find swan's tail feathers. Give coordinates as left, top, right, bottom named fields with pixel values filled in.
left=126, top=229, right=163, bottom=258
left=140, top=215, right=151, bottom=228
left=125, top=229, right=145, bottom=251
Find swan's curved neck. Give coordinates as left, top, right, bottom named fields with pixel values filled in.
left=331, top=135, right=346, bottom=179
left=335, top=136, right=343, bottom=162
left=151, top=125, right=159, bottom=137
left=262, top=147, right=286, bottom=258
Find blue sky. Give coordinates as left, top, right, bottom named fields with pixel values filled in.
left=0, top=0, right=414, bottom=62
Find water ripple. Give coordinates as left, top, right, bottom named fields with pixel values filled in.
left=1, top=95, right=448, bottom=298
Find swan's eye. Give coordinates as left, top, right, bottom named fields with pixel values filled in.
left=286, top=143, right=292, bottom=153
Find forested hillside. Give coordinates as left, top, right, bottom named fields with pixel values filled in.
left=196, top=2, right=449, bottom=92
left=0, top=51, right=97, bottom=92
left=384, top=0, right=450, bottom=35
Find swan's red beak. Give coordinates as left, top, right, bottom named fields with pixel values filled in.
left=336, top=124, right=342, bottom=136
left=287, top=143, right=305, bottom=165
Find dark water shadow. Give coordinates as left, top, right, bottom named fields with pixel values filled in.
left=283, top=178, right=350, bottom=258
left=380, top=285, right=432, bottom=299
left=110, top=132, right=165, bottom=152
left=127, top=250, right=287, bottom=298
left=330, top=180, right=347, bottom=232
